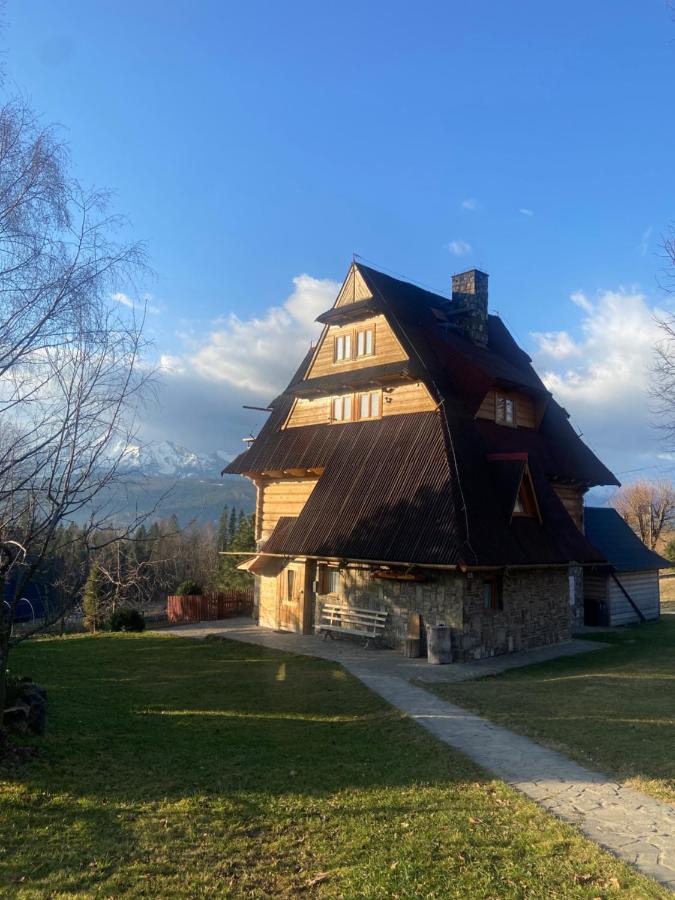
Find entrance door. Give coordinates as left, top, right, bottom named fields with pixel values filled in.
left=278, top=567, right=302, bottom=631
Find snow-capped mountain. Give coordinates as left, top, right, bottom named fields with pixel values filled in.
left=115, top=440, right=232, bottom=479
left=89, top=440, right=254, bottom=527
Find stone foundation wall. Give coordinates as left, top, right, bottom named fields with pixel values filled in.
left=315, top=566, right=463, bottom=648
left=460, top=567, right=571, bottom=660
left=313, top=564, right=572, bottom=661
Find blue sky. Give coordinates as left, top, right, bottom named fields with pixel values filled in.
left=5, top=1, right=675, bottom=487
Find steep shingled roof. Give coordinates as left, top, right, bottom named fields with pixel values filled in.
left=224, top=264, right=617, bottom=567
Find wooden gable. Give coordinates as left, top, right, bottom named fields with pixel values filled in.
left=335, top=264, right=373, bottom=307
left=305, top=313, right=408, bottom=380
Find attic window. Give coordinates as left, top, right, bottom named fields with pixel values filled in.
left=496, top=394, right=515, bottom=426
left=356, top=327, right=374, bottom=357
left=334, top=334, right=352, bottom=362
left=331, top=395, right=353, bottom=422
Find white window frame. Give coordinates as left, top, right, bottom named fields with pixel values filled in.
left=496, top=394, right=515, bottom=426
left=331, top=394, right=353, bottom=422
left=334, top=333, right=352, bottom=363
left=356, top=327, right=375, bottom=358
left=357, top=390, right=381, bottom=420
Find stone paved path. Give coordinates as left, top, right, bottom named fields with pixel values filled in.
left=353, top=673, right=675, bottom=890
left=157, top=618, right=675, bottom=889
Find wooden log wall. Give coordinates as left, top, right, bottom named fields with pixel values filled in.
left=256, top=476, right=319, bottom=539
left=307, top=314, right=407, bottom=378
left=285, top=381, right=436, bottom=428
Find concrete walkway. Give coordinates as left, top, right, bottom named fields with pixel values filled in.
left=156, top=618, right=675, bottom=889
left=157, top=616, right=607, bottom=683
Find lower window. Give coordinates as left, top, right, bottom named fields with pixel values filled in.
left=482, top=575, right=503, bottom=611
left=323, top=567, right=340, bottom=594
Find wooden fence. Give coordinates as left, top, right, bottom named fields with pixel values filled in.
left=167, top=590, right=254, bottom=624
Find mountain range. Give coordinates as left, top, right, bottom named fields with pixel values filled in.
left=91, top=440, right=255, bottom=527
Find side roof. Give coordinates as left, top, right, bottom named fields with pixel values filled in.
left=585, top=507, right=671, bottom=572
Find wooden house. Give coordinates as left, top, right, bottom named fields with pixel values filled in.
left=583, top=507, right=667, bottom=626
left=224, top=263, right=630, bottom=659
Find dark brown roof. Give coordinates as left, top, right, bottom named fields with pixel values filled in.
left=225, top=263, right=617, bottom=567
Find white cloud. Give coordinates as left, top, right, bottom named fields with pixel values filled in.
left=449, top=239, right=471, bottom=256
left=519, top=208, right=534, bottom=217
left=640, top=225, right=653, bottom=256
left=461, top=198, right=477, bottom=211
left=530, top=330, right=580, bottom=360
left=189, top=274, right=336, bottom=394
left=140, top=274, right=339, bottom=454
left=112, top=291, right=161, bottom=315
left=530, top=287, right=666, bottom=479
left=570, top=290, right=594, bottom=314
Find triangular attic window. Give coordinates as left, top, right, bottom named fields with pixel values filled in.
left=513, top=466, right=540, bottom=521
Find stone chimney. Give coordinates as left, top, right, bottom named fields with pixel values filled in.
left=448, top=269, right=489, bottom=345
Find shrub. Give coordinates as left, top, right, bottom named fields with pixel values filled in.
left=109, top=608, right=145, bottom=633
left=175, top=579, right=202, bottom=596
left=4, top=671, right=22, bottom=708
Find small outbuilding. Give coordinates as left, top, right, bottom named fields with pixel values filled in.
left=583, top=507, right=669, bottom=626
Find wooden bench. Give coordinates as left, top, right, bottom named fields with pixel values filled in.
left=318, top=603, right=388, bottom=647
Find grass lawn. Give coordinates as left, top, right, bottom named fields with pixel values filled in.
left=658, top=574, right=675, bottom=612
left=0, top=635, right=667, bottom=898
left=428, top=617, right=675, bottom=806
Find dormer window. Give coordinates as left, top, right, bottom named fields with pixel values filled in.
left=331, top=395, right=353, bottom=422
left=496, top=394, right=515, bottom=426
left=513, top=469, right=539, bottom=519
left=334, top=333, right=352, bottom=362
left=356, top=327, right=374, bottom=357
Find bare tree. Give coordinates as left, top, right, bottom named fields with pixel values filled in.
left=610, top=480, right=675, bottom=549
left=652, top=227, right=675, bottom=443
left=0, top=98, right=151, bottom=729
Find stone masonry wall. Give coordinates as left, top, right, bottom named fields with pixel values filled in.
left=460, top=567, right=571, bottom=660
left=315, top=566, right=464, bottom=649
left=314, top=564, right=572, bottom=661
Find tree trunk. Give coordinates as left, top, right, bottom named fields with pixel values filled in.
left=0, top=628, right=10, bottom=739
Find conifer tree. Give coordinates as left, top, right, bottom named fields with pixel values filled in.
left=217, top=505, right=230, bottom=552
left=82, top=564, right=106, bottom=633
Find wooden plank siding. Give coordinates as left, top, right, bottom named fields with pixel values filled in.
left=306, top=314, right=407, bottom=379
left=335, top=266, right=373, bottom=307
left=583, top=574, right=608, bottom=602
left=285, top=381, right=436, bottom=428
left=255, top=477, right=319, bottom=540
left=475, top=390, right=536, bottom=429
left=609, top=570, right=660, bottom=625
left=551, top=483, right=586, bottom=531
